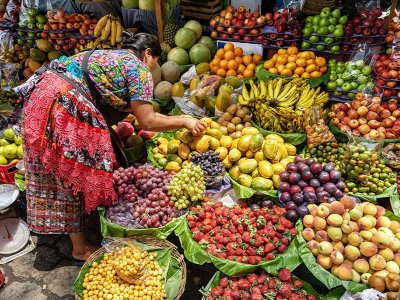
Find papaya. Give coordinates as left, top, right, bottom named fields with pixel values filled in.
left=28, top=60, right=41, bottom=72
left=195, top=62, right=210, bottom=75
left=263, top=139, right=279, bottom=161
left=222, top=156, right=232, bottom=169
left=167, top=154, right=182, bottom=164
left=258, top=160, right=274, bottom=179
left=209, top=137, right=220, bottom=150
left=200, top=117, right=213, bottom=127
left=265, top=133, right=284, bottom=144
left=254, top=150, right=264, bottom=162
left=225, top=76, right=243, bottom=89
left=284, top=143, right=297, bottom=156
left=167, top=139, right=180, bottom=153
left=36, top=39, right=52, bottom=52
left=210, top=121, right=220, bottom=129
left=245, top=150, right=254, bottom=158
left=238, top=158, right=258, bottom=174
left=178, top=143, right=190, bottom=160
left=22, top=68, right=33, bottom=79
left=237, top=134, right=252, bottom=152
left=251, top=169, right=259, bottom=178
left=218, top=84, right=234, bottom=95
left=228, top=148, right=241, bottom=162
left=205, top=95, right=217, bottom=114
left=251, top=177, right=273, bottom=191
left=215, top=147, right=228, bottom=160
left=229, top=165, right=241, bottom=180
left=219, top=136, right=233, bottom=148
left=171, top=82, right=186, bottom=97
left=242, top=127, right=259, bottom=136
left=206, top=128, right=222, bottom=139
left=215, top=90, right=231, bottom=112
left=272, top=163, right=285, bottom=175
left=195, top=135, right=211, bottom=153
left=189, top=136, right=201, bottom=150
left=176, top=129, right=192, bottom=144
left=47, top=50, right=62, bottom=61
left=29, top=48, right=46, bottom=62
left=189, top=76, right=201, bottom=92
left=189, top=95, right=204, bottom=108
left=249, top=133, right=264, bottom=152
left=238, top=174, right=252, bottom=187
left=272, top=174, right=281, bottom=189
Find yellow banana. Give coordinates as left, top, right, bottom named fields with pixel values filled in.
left=258, top=80, right=267, bottom=99
left=242, top=85, right=251, bottom=102
left=115, top=21, right=123, bottom=43
left=93, top=37, right=102, bottom=48
left=101, top=19, right=112, bottom=41
left=273, top=78, right=283, bottom=99
left=250, top=86, right=255, bottom=99
left=238, top=95, right=249, bottom=105
left=94, top=15, right=109, bottom=37
left=277, top=82, right=293, bottom=101
left=110, top=20, right=117, bottom=46
left=249, top=80, right=260, bottom=98
left=267, top=80, right=274, bottom=98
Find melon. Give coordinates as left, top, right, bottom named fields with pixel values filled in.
left=189, top=44, right=211, bottom=64
left=122, top=0, right=139, bottom=8
left=174, top=28, right=196, bottom=50
left=167, top=47, right=189, bottom=65
left=154, top=81, right=173, bottom=99
left=183, top=20, right=202, bottom=41
left=151, top=63, right=161, bottom=85
left=161, top=61, right=180, bottom=84
left=197, top=36, right=217, bottom=56
left=36, top=39, right=51, bottom=52
left=139, top=0, right=154, bottom=10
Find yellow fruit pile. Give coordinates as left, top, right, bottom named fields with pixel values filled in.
left=263, top=47, right=328, bottom=78
left=209, top=42, right=262, bottom=78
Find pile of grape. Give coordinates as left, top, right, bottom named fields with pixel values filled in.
left=167, top=162, right=205, bottom=209
left=190, top=150, right=225, bottom=177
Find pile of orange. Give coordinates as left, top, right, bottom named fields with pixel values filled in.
left=209, top=42, right=262, bottom=78
left=263, top=47, right=328, bottom=79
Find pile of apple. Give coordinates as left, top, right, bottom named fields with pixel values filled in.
left=386, top=20, right=400, bottom=47
left=373, top=54, right=400, bottom=98
left=303, top=196, right=400, bottom=292
left=210, top=5, right=266, bottom=42
left=329, top=96, right=400, bottom=139
left=341, top=8, right=387, bottom=53
left=262, top=8, right=301, bottom=49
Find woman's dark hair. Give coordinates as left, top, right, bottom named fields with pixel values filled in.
left=122, top=32, right=162, bottom=58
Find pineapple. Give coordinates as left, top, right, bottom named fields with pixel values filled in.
left=163, top=1, right=180, bottom=48
left=160, top=42, right=171, bottom=64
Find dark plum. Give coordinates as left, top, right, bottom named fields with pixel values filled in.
left=324, top=182, right=338, bottom=195
left=286, top=201, right=298, bottom=211
left=280, top=171, right=290, bottom=182
left=250, top=204, right=261, bottom=210
left=289, top=173, right=301, bottom=184
left=310, top=162, right=323, bottom=174
left=279, top=182, right=290, bottom=192
left=298, top=164, right=310, bottom=173
left=317, top=191, right=330, bottom=202
left=292, top=193, right=304, bottom=205
left=289, top=185, right=301, bottom=195
left=316, top=186, right=325, bottom=193
left=294, top=155, right=304, bottom=163
left=318, top=171, right=331, bottom=184
left=329, top=170, right=341, bottom=182
left=286, top=162, right=298, bottom=173
left=305, top=158, right=315, bottom=166
left=323, top=162, right=335, bottom=173
left=304, top=192, right=317, bottom=203
left=303, top=186, right=316, bottom=194
left=334, top=189, right=344, bottom=200
left=296, top=206, right=309, bottom=218
left=298, top=180, right=308, bottom=189
left=280, top=192, right=291, bottom=203
left=309, top=179, right=321, bottom=189
left=286, top=210, right=299, bottom=222
left=301, top=170, right=313, bottom=181
left=328, top=197, right=337, bottom=203
left=261, top=200, right=273, bottom=208
left=336, top=181, right=346, bottom=191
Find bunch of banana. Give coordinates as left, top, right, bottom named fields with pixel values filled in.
left=92, top=14, right=123, bottom=49
left=296, top=86, right=330, bottom=110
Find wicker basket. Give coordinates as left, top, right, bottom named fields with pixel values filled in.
left=74, top=236, right=187, bottom=300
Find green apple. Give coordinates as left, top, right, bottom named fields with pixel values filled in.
left=303, top=27, right=313, bottom=36
left=342, top=71, right=351, bottom=80
left=336, top=78, right=344, bottom=87
left=320, top=7, right=331, bottom=18
left=331, top=8, right=341, bottom=19
left=312, top=25, right=319, bottom=32
left=355, top=60, right=365, bottom=69
left=357, top=75, right=368, bottom=85
left=306, top=16, right=313, bottom=23
left=329, top=59, right=336, bottom=65
left=342, top=82, right=352, bottom=91
left=347, top=92, right=355, bottom=99
left=318, top=27, right=329, bottom=35
left=366, top=82, right=374, bottom=90
left=312, top=15, right=321, bottom=25
left=319, top=18, right=330, bottom=27
left=362, top=65, right=372, bottom=75
left=327, top=82, right=337, bottom=90
left=357, top=84, right=366, bottom=92
left=334, top=90, right=343, bottom=97
left=328, top=25, right=336, bottom=33
left=330, top=74, right=337, bottom=81
left=329, top=17, right=338, bottom=25
left=309, top=35, right=320, bottom=43
left=330, top=45, right=340, bottom=53
left=333, top=28, right=344, bottom=37
left=301, top=41, right=311, bottom=49
left=324, top=37, right=335, bottom=44
left=351, top=81, right=359, bottom=89
left=338, top=16, right=348, bottom=25
left=316, top=44, right=326, bottom=51
left=336, top=66, right=345, bottom=74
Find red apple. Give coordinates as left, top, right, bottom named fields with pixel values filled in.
left=232, top=34, right=241, bottom=40
left=231, top=18, right=238, bottom=26
left=380, top=109, right=392, bottom=118
left=366, top=111, right=379, bottom=121
left=211, top=31, right=219, bottom=38
left=238, top=28, right=248, bottom=35
left=351, top=99, right=362, bottom=110
left=392, top=125, right=400, bottom=135
left=340, top=125, right=351, bottom=132
left=236, top=20, right=244, bottom=27
left=210, top=19, right=217, bottom=27
left=238, top=6, right=246, bottom=13
left=358, top=117, right=367, bottom=125
left=388, top=103, right=398, bottom=112
left=226, top=5, right=235, bottom=13
left=253, top=11, right=261, bottom=18
left=225, top=13, right=233, bottom=21
left=369, top=103, right=381, bottom=112
left=382, top=118, right=394, bottom=128
left=385, top=132, right=396, bottom=138
left=245, top=12, right=252, bottom=19
left=332, top=117, right=340, bottom=125
left=336, top=111, right=346, bottom=119
left=238, top=13, right=245, bottom=21
left=249, top=28, right=259, bottom=35
left=392, top=109, right=400, bottom=118
left=342, top=116, right=350, bottom=124
left=349, top=119, right=359, bottom=129
left=368, top=120, right=381, bottom=129
left=368, top=129, right=380, bottom=139
left=256, top=17, right=265, bottom=25
left=227, top=27, right=236, bottom=34
left=353, top=129, right=361, bottom=135
left=348, top=109, right=359, bottom=119
left=358, top=124, right=371, bottom=134
left=220, top=10, right=227, bottom=18
left=339, top=103, right=349, bottom=112
left=356, top=106, right=369, bottom=116
left=243, top=36, right=252, bottom=41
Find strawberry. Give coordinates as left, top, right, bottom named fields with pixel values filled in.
left=253, top=236, right=264, bottom=247
left=267, top=278, right=276, bottom=289
left=280, top=217, right=292, bottom=229
left=241, top=291, right=251, bottom=299
left=250, top=294, right=263, bottom=300
left=247, top=273, right=258, bottom=286
left=278, top=282, right=293, bottom=298
left=210, top=286, right=223, bottom=297
left=290, top=295, right=301, bottom=300
left=277, top=244, right=287, bottom=253
left=257, top=274, right=269, bottom=284
left=293, top=279, right=303, bottom=289
left=277, top=268, right=292, bottom=282
left=231, top=289, right=240, bottom=300
left=264, top=242, right=275, bottom=253
left=308, top=295, right=317, bottom=300
left=237, top=225, right=244, bottom=234
left=266, top=252, right=275, bottom=260
left=289, top=228, right=298, bottom=236
left=219, top=276, right=229, bottom=288
left=275, top=224, right=285, bottom=232
left=193, top=232, right=204, bottom=242
left=238, top=278, right=251, bottom=290
left=242, top=232, right=251, bottom=243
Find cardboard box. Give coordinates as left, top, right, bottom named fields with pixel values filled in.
left=216, top=40, right=263, bottom=55
left=230, top=0, right=261, bottom=11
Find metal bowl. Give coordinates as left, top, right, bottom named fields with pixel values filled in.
left=0, top=184, right=19, bottom=212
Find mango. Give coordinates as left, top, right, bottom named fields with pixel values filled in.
left=242, top=127, right=259, bottom=136
left=265, top=133, right=284, bottom=144
left=207, top=128, right=222, bottom=139
left=249, top=133, right=264, bottom=152
left=159, top=143, right=168, bottom=155
left=189, top=94, right=204, bottom=108
left=238, top=157, right=247, bottom=165
left=252, top=169, right=259, bottom=178
left=167, top=154, right=182, bottom=164
left=274, top=143, right=288, bottom=162
left=168, top=139, right=180, bottom=153
left=231, top=138, right=239, bottom=149
left=215, top=147, right=228, bottom=160
left=229, top=165, right=241, bottom=180
left=195, top=135, right=211, bottom=153
left=272, top=163, right=286, bottom=175
left=263, top=139, right=279, bottom=161
left=254, top=150, right=265, bottom=162
left=178, top=143, right=190, bottom=160
left=228, top=148, right=242, bottom=162
left=239, top=158, right=258, bottom=174
left=220, top=136, right=233, bottom=148
left=272, top=174, right=282, bottom=189
left=210, top=121, right=220, bottom=129
left=171, top=82, right=185, bottom=97
left=222, top=156, right=232, bottom=169
left=258, top=160, right=274, bottom=179
left=189, top=76, right=201, bottom=92
left=245, top=150, right=254, bottom=158
left=209, top=137, right=220, bottom=150
left=196, top=62, right=210, bottom=75
left=239, top=174, right=253, bottom=187
left=157, top=137, right=168, bottom=145
left=200, top=117, right=213, bottom=127
left=218, top=84, right=234, bottom=95
left=251, top=177, right=273, bottom=191
left=153, top=153, right=164, bottom=160
left=205, top=95, right=217, bottom=114
left=165, top=161, right=181, bottom=172
left=189, top=136, right=201, bottom=150
left=225, top=76, right=243, bottom=89
left=284, top=143, right=297, bottom=156
left=215, top=90, right=231, bottom=112
left=237, top=134, right=252, bottom=152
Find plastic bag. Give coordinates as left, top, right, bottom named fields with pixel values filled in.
left=0, top=31, right=14, bottom=63
left=282, top=0, right=304, bottom=28
left=4, top=0, right=20, bottom=23
left=305, top=106, right=336, bottom=149
left=0, top=63, right=20, bottom=91
left=355, top=0, right=381, bottom=12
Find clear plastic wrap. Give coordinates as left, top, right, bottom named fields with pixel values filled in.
left=0, top=31, right=14, bottom=62
left=305, top=106, right=336, bottom=149
left=4, top=0, right=20, bottom=23
left=0, top=62, right=20, bottom=91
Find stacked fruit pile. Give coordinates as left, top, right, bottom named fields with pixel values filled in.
left=373, top=54, right=400, bottom=99
left=303, top=142, right=346, bottom=165
left=303, top=197, right=400, bottom=290
left=17, top=8, right=48, bottom=48
left=187, top=202, right=297, bottom=263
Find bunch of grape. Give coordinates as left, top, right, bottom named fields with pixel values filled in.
left=190, top=150, right=225, bottom=177
left=167, top=162, right=205, bottom=209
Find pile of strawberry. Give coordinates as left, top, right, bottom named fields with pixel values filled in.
left=207, top=269, right=317, bottom=300
left=187, top=202, right=297, bottom=264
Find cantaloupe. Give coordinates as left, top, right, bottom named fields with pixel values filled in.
left=154, top=81, right=173, bottom=99
left=151, top=63, right=161, bottom=85
left=161, top=61, right=180, bottom=84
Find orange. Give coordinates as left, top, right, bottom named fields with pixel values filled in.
left=211, top=65, right=219, bottom=74
left=235, top=56, right=243, bottom=64
left=315, top=57, right=326, bottom=67
left=237, top=74, right=244, bottom=79
left=224, top=50, right=235, bottom=61
left=223, top=42, right=234, bottom=52
left=288, top=54, right=298, bottom=63
left=310, top=71, right=322, bottom=78
left=252, top=54, right=262, bottom=64
left=220, top=59, right=229, bottom=70
left=276, top=64, right=285, bottom=73
left=269, top=67, right=279, bottom=74
left=226, top=69, right=237, bottom=76
left=271, top=54, right=278, bottom=62
left=306, top=59, right=315, bottom=66
left=296, top=58, right=307, bottom=67
left=212, top=57, right=221, bottom=66
left=216, top=68, right=227, bottom=77
left=294, top=66, right=305, bottom=75
left=277, top=49, right=287, bottom=55
left=319, top=66, right=328, bottom=74
left=243, top=68, right=254, bottom=78
left=234, top=47, right=243, bottom=57
left=308, top=51, right=316, bottom=59
left=305, top=64, right=317, bottom=73
left=264, top=60, right=275, bottom=69
left=237, top=64, right=246, bottom=74
left=281, top=69, right=293, bottom=77
left=286, top=62, right=297, bottom=71
left=242, top=54, right=253, bottom=66
left=299, top=51, right=311, bottom=60
left=216, top=48, right=225, bottom=59
left=228, top=60, right=239, bottom=70
left=292, top=73, right=300, bottom=78
left=301, top=72, right=311, bottom=78
left=276, top=55, right=288, bottom=65
left=287, top=46, right=299, bottom=55
left=247, top=63, right=256, bottom=71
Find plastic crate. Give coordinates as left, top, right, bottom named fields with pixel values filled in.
left=0, top=160, right=19, bottom=184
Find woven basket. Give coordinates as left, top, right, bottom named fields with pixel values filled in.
left=302, top=0, right=335, bottom=15
left=74, top=236, right=187, bottom=300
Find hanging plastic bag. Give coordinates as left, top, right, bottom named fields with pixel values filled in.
left=355, top=0, right=381, bottom=13
left=0, top=31, right=14, bottom=63
left=4, top=0, right=20, bottom=23
left=305, top=106, right=336, bottom=149
left=0, top=63, right=20, bottom=91
left=282, top=0, right=305, bottom=29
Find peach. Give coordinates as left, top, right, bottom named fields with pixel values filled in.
left=341, top=233, right=348, bottom=244
left=396, top=232, right=400, bottom=240
left=368, top=274, right=386, bottom=292
left=361, top=273, right=371, bottom=284
left=359, top=241, right=379, bottom=257
left=348, top=232, right=364, bottom=247
left=307, top=240, right=320, bottom=256
left=358, top=216, right=373, bottom=230
left=365, top=215, right=377, bottom=228
left=360, top=230, right=373, bottom=241
left=341, top=220, right=355, bottom=234
left=389, top=238, right=400, bottom=252
left=390, top=221, right=400, bottom=233
left=313, top=216, right=327, bottom=231
left=343, top=259, right=354, bottom=267
left=374, top=206, right=386, bottom=218
left=393, top=252, right=400, bottom=266
left=386, top=261, right=400, bottom=274
left=344, top=245, right=361, bottom=261
left=331, top=264, right=340, bottom=276
left=369, top=254, right=387, bottom=271
left=307, top=204, right=318, bottom=216
left=342, top=212, right=351, bottom=221
left=317, top=254, right=333, bottom=269
left=372, top=231, right=390, bottom=249
left=377, top=216, right=391, bottom=228
left=329, top=201, right=346, bottom=215
left=369, top=228, right=378, bottom=234
left=330, top=250, right=345, bottom=265
left=352, top=221, right=360, bottom=232
left=385, top=273, right=400, bottom=292
left=328, top=226, right=343, bottom=242
left=302, top=228, right=315, bottom=241
left=379, top=227, right=395, bottom=238
left=374, top=270, right=390, bottom=278
left=378, top=248, right=394, bottom=262
left=303, top=215, right=314, bottom=228
left=337, top=264, right=354, bottom=281
left=340, top=195, right=357, bottom=210
left=363, top=202, right=378, bottom=216
left=327, top=214, right=344, bottom=227
left=353, top=258, right=370, bottom=274
left=350, top=207, right=363, bottom=221
left=315, top=230, right=329, bottom=242
left=318, top=241, right=334, bottom=255
left=352, top=270, right=361, bottom=283
left=317, top=205, right=330, bottom=218
left=332, top=241, right=345, bottom=253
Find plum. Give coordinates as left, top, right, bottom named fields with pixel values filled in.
left=304, top=192, right=317, bottom=203
left=323, top=162, right=335, bottom=173
left=298, top=163, right=310, bottom=173
left=286, top=162, right=298, bottom=173
left=329, top=170, right=341, bottom=182
left=279, top=182, right=290, bottom=192
left=334, top=189, right=344, bottom=200
left=336, top=181, right=346, bottom=191
left=286, top=210, right=299, bottom=222
left=250, top=204, right=261, bottom=211
left=302, top=170, right=313, bottom=181
left=303, top=186, right=316, bottom=194
left=280, top=192, right=291, bottom=203
left=261, top=200, right=274, bottom=208
left=305, top=158, right=315, bottom=166
left=324, top=182, right=338, bottom=195
left=286, top=201, right=298, bottom=211
left=292, top=193, right=304, bottom=205
left=289, top=185, right=301, bottom=195
left=310, top=179, right=321, bottom=189
left=289, top=173, right=301, bottom=184
left=310, top=162, right=323, bottom=174
left=298, top=180, right=308, bottom=189
left=296, top=206, right=309, bottom=218
left=294, top=155, right=304, bottom=163
left=318, top=171, right=331, bottom=184
left=317, top=191, right=330, bottom=202
left=280, top=171, right=290, bottom=182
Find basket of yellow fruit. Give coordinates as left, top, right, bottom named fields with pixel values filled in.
left=73, top=235, right=187, bottom=300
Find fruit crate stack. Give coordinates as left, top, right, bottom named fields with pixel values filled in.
left=182, top=0, right=223, bottom=21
